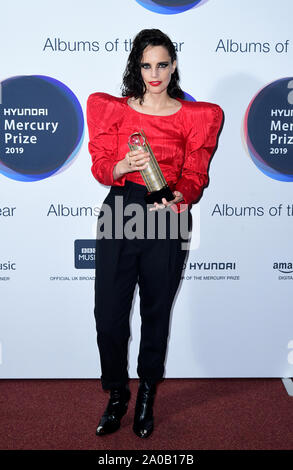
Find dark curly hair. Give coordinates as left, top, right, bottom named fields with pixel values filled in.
left=121, top=29, right=184, bottom=103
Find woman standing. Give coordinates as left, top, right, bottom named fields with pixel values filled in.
left=87, top=28, right=223, bottom=438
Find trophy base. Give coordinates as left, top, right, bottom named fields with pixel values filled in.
left=144, top=186, right=174, bottom=205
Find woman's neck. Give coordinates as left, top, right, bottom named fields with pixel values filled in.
left=130, top=93, right=180, bottom=114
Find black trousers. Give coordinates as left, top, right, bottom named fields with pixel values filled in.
left=94, top=181, right=191, bottom=391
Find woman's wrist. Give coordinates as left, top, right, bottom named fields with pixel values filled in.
left=113, top=160, right=127, bottom=181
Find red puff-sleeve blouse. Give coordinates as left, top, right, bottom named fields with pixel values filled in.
left=87, top=92, right=223, bottom=212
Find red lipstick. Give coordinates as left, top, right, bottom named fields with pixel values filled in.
left=149, top=81, right=162, bottom=86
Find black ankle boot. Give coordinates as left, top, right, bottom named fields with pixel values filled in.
left=96, top=385, right=131, bottom=436
left=133, top=379, right=157, bottom=438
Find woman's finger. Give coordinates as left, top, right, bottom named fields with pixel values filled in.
left=127, top=152, right=149, bottom=170
left=149, top=200, right=167, bottom=211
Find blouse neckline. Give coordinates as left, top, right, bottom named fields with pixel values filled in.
left=125, top=97, right=183, bottom=117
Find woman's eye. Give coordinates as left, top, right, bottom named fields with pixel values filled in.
left=140, top=63, right=169, bottom=69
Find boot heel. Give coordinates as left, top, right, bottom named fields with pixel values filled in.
left=96, top=386, right=131, bottom=436
left=133, top=380, right=156, bottom=438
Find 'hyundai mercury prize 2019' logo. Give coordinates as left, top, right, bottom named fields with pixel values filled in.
left=0, top=75, right=84, bottom=182
left=243, top=77, right=293, bottom=182
left=135, top=0, right=207, bottom=14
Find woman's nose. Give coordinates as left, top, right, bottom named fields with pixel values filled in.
left=151, top=67, right=159, bottom=78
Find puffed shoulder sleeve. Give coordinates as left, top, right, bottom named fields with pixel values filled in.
left=174, top=102, right=223, bottom=209
left=86, top=92, right=126, bottom=186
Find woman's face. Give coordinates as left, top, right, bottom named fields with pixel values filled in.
left=140, top=45, right=176, bottom=97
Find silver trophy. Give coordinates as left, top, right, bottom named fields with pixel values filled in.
left=128, top=129, right=174, bottom=204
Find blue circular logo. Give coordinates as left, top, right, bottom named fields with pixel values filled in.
left=0, top=75, right=84, bottom=182
left=244, top=77, right=293, bottom=181
left=183, top=91, right=196, bottom=102
left=135, top=0, right=205, bottom=14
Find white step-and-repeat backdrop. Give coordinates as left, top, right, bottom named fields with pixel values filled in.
left=1, top=0, right=293, bottom=378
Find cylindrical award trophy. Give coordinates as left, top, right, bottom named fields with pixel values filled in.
left=128, top=129, right=174, bottom=204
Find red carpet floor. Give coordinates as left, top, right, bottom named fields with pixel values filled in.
left=0, top=378, right=292, bottom=450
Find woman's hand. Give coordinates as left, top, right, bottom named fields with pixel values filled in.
left=149, top=190, right=184, bottom=211
left=113, top=152, right=184, bottom=211
left=113, top=149, right=150, bottom=180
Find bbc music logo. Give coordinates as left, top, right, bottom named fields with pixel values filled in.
left=74, top=240, right=96, bottom=269
left=74, top=242, right=231, bottom=271
left=0, top=261, right=16, bottom=271
left=135, top=0, right=206, bottom=15
left=0, top=261, right=16, bottom=281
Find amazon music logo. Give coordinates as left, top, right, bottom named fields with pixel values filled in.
left=135, top=0, right=207, bottom=15
left=273, top=262, right=293, bottom=274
